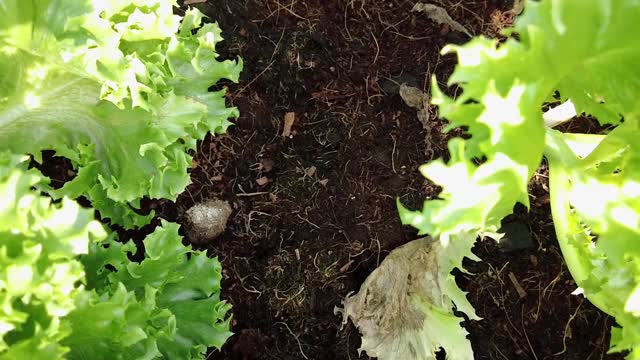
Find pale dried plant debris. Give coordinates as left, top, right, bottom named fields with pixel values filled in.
left=488, top=0, right=525, bottom=36
left=513, top=0, right=525, bottom=15
left=282, top=112, right=296, bottom=137
left=259, top=158, right=274, bottom=172
left=399, top=84, right=434, bottom=157
left=185, top=199, right=233, bottom=244
left=508, top=271, right=527, bottom=299
left=256, top=176, right=270, bottom=186
left=337, top=235, right=479, bottom=360
left=412, top=3, right=472, bottom=37
left=399, top=84, right=428, bottom=110
left=306, top=166, right=317, bottom=177
left=399, top=84, right=431, bottom=131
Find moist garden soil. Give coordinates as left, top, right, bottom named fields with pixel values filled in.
left=54, top=1, right=626, bottom=359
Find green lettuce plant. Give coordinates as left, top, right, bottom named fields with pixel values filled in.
left=0, top=0, right=239, bottom=358
left=0, top=0, right=242, bottom=228
left=344, top=0, right=640, bottom=358
left=0, top=152, right=105, bottom=359
left=0, top=153, right=231, bottom=359
left=67, top=220, right=231, bottom=360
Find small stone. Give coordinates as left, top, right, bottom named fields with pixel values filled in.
left=185, top=199, right=232, bottom=244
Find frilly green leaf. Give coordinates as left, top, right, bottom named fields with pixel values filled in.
left=67, top=220, right=232, bottom=359
left=0, top=152, right=107, bottom=359
left=399, top=0, right=640, bottom=357
left=0, top=0, right=242, bottom=228
left=547, top=121, right=640, bottom=357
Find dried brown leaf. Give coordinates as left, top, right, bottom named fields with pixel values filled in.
left=412, top=3, right=472, bottom=37
left=399, top=84, right=428, bottom=109
left=306, top=166, right=317, bottom=177
left=282, top=112, right=296, bottom=137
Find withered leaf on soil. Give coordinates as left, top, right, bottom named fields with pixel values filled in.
left=399, top=84, right=428, bottom=110
left=337, top=234, right=479, bottom=360
left=399, top=84, right=430, bottom=129
left=412, top=3, right=472, bottom=37
left=282, top=112, right=296, bottom=137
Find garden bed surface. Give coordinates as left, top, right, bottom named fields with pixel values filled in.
left=84, top=1, right=621, bottom=359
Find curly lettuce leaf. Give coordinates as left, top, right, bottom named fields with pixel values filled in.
left=398, top=38, right=545, bottom=239
left=61, top=283, right=173, bottom=360
left=517, top=1, right=640, bottom=123
left=340, top=232, right=482, bottom=360
left=0, top=160, right=231, bottom=358
left=65, top=220, right=232, bottom=359
left=400, top=0, right=640, bottom=238
left=0, top=0, right=242, bottom=228
left=547, top=121, right=640, bottom=358
left=398, top=0, right=640, bottom=358
left=0, top=152, right=107, bottom=359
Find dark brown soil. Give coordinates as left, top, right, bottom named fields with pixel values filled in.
left=42, top=1, right=624, bottom=359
